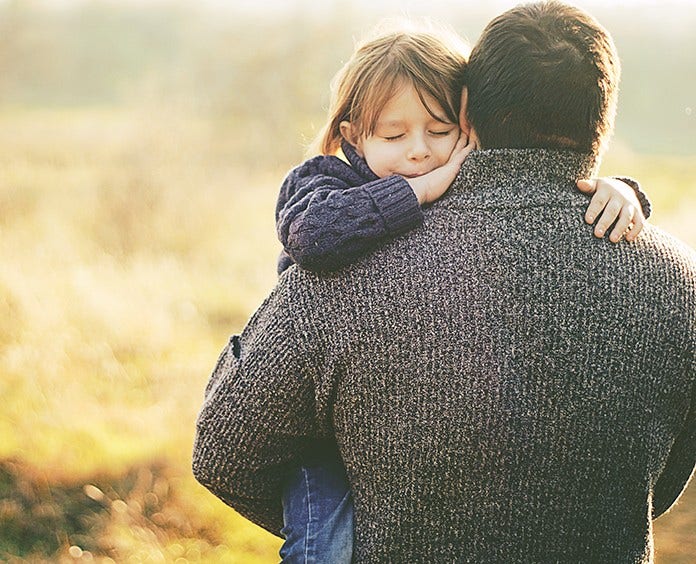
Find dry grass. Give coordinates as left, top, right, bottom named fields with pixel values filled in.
left=0, top=108, right=282, bottom=562
left=0, top=109, right=693, bottom=562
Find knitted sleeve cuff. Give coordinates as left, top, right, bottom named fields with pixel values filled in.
left=613, top=176, right=652, bottom=219
left=367, top=175, right=424, bottom=235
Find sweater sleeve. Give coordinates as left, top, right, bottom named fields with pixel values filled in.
left=652, top=370, right=696, bottom=518
left=612, top=176, right=652, bottom=219
left=192, top=284, right=323, bottom=536
left=276, top=158, right=423, bottom=273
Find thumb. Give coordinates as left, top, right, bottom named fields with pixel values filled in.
left=576, top=178, right=597, bottom=194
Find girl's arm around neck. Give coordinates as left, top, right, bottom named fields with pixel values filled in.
left=276, top=157, right=422, bottom=273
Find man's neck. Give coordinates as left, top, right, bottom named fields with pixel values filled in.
left=457, top=147, right=598, bottom=187
left=440, top=147, right=599, bottom=211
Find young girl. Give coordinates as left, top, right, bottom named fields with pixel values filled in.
left=275, top=24, right=650, bottom=563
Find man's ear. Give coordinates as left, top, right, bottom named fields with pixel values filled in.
left=458, top=87, right=479, bottom=148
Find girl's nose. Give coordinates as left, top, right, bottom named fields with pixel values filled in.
left=407, top=136, right=431, bottom=161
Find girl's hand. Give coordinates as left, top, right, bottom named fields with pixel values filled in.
left=577, top=177, right=645, bottom=243
left=407, top=134, right=476, bottom=205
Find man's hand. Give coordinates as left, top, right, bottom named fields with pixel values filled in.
left=407, top=135, right=476, bottom=205
left=577, top=177, right=645, bottom=243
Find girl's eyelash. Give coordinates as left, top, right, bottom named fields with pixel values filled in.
left=383, top=129, right=454, bottom=141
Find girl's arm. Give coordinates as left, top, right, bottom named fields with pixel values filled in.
left=276, top=137, right=474, bottom=274
left=577, top=177, right=651, bottom=242
left=276, top=158, right=423, bottom=273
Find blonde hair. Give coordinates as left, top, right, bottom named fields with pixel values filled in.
left=314, top=22, right=469, bottom=156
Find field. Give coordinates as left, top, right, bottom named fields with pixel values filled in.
left=1, top=1, right=695, bottom=562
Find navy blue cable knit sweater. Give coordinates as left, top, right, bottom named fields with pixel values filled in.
left=275, top=141, right=422, bottom=273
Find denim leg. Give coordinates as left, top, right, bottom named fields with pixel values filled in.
left=280, top=459, right=354, bottom=563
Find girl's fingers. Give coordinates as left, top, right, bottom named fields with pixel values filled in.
left=461, top=139, right=476, bottom=157
left=593, top=198, right=622, bottom=238
left=585, top=186, right=610, bottom=224
left=624, top=212, right=644, bottom=242
left=581, top=177, right=646, bottom=242
left=458, top=135, right=474, bottom=152
left=450, top=137, right=475, bottom=167
left=452, top=132, right=469, bottom=151
left=609, top=204, right=636, bottom=243
left=577, top=178, right=597, bottom=194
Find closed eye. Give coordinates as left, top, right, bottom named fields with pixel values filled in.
left=430, top=129, right=455, bottom=137
left=383, top=134, right=404, bottom=141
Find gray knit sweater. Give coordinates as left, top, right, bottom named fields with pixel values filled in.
left=193, top=149, right=696, bottom=563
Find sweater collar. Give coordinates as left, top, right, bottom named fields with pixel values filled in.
left=341, top=140, right=379, bottom=181
left=442, top=148, right=600, bottom=210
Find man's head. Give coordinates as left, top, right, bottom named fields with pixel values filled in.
left=461, top=0, right=620, bottom=155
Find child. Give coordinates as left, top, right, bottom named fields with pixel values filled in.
left=275, top=25, right=650, bottom=563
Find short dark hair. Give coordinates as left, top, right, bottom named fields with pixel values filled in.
left=464, top=0, right=620, bottom=154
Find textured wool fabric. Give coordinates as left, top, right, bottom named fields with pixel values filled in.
left=194, top=148, right=696, bottom=563
left=276, top=141, right=423, bottom=274
left=275, top=142, right=651, bottom=276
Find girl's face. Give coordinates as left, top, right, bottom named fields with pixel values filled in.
left=343, top=84, right=459, bottom=179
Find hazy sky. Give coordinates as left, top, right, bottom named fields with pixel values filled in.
left=214, top=0, right=696, bottom=36
left=18, top=0, right=696, bottom=25
left=27, top=0, right=696, bottom=9
left=227, top=0, right=696, bottom=12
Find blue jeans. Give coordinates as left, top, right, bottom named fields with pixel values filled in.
left=280, top=458, right=354, bottom=563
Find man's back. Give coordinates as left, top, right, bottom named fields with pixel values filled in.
left=290, top=149, right=696, bottom=561
left=192, top=148, right=696, bottom=563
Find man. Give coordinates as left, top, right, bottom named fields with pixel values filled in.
left=193, top=1, right=696, bottom=561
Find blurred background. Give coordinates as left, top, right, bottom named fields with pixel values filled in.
left=0, top=0, right=694, bottom=561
